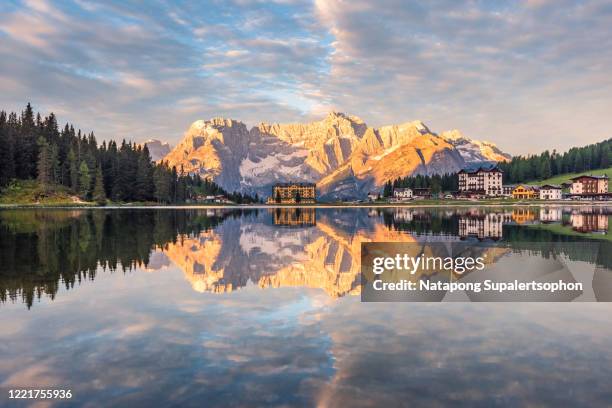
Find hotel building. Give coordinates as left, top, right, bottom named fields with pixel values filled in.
left=268, top=183, right=316, bottom=204
left=457, top=166, right=503, bottom=197
left=570, top=175, right=609, bottom=196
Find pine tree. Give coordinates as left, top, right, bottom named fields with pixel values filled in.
left=573, top=150, right=584, bottom=172
left=0, top=111, right=15, bottom=187
left=37, top=137, right=53, bottom=192
left=540, top=157, right=551, bottom=179
left=15, top=103, right=38, bottom=179
left=135, top=146, right=154, bottom=201
left=383, top=180, right=393, bottom=197
left=78, top=161, right=91, bottom=199
left=92, top=166, right=107, bottom=205
left=67, top=148, right=79, bottom=192
left=601, top=145, right=610, bottom=168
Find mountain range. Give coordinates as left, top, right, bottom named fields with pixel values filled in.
left=146, top=112, right=510, bottom=199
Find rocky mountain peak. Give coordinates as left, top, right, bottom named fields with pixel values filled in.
left=440, top=129, right=511, bottom=163
left=142, top=139, right=171, bottom=162
left=162, top=112, right=511, bottom=199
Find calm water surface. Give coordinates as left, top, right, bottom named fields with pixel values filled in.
left=1, top=206, right=612, bottom=407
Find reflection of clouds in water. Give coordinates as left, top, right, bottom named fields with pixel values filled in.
left=316, top=303, right=612, bottom=407
left=0, top=268, right=336, bottom=406
left=2, top=265, right=612, bottom=406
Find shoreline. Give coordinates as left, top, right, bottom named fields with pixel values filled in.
left=1, top=200, right=611, bottom=210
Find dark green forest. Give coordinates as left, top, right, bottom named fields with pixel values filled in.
left=0, top=104, right=258, bottom=204
left=498, top=138, right=611, bottom=183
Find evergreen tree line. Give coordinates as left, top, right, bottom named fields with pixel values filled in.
left=382, top=174, right=458, bottom=197
left=498, top=138, right=612, bottom=184
left=0, top=104, right=258, bottom=204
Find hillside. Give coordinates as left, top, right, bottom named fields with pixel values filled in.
left=530, top=167, right=612, bottom=190
left=0, top=180, right=91, bottom=205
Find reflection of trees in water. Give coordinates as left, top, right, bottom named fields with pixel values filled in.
left=380, top=209, right=459, bottom=237
left=2, top=207, right=610, bottom=307
left=0, top=210, right=243, bottom=308
left=503, top=225, right=612, bottom=269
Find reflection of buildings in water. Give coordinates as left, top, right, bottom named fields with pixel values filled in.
left=392, top=208, right=414, bottom=222
left=458, top=211, right=510, bottom=240
left=511, top=208, right=537, bottom=224
left=539, top=207, right=562, bottom=223
left=392, top=208, right=430, bottom=223
left=272, top=207, right=316, bottom=227
left=570, top=211, right=609, bottom=234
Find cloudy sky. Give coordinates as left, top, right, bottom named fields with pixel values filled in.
left=1, top=0, right=611, bottom=154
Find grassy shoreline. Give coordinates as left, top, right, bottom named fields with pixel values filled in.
left=1, top=200, right=611, bottom=210
left=2, top=180, right=611, bottom=209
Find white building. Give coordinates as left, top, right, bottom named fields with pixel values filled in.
left=457, top=166, right=503, bottom=197
left=393, top=188, right=413, bottom=201
left=539, top=185, right=562, bottom=200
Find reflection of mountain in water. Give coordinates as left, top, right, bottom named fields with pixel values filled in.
left=1, top=206, right=611, bottom=306
left=162, top=209, right=417, bottom=297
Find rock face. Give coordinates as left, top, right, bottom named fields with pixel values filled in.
left=440, top=130, right=511, bottom=163
left=163, top=112, right=510, bottom=199
left=143, top=139, right=171, bottom=162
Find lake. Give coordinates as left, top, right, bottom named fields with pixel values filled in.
left=1, top=206, right=612, bottom=406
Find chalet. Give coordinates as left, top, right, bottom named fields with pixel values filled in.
left=268, top=183, right=316, bottom=204
left=512, top=185, right=539, bottom=199
left=570, top=175, right=609, bottom=197
left=457, top=166, right=503, bottom=197
left=539, top=185, right=562, bottom=200
left=412, top=188, right=432, bottom=199
left=393, top=188, right=413, bottom=201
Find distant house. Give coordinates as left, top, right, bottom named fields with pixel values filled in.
left=570, top=175, right=609, bottom=196
left=502, top=185, right=516, bottom=197
left=412, top=188, right=432, bottom=199
left=267, top=183, right=316, bottom=204
left=457, top=166, right=503, bottom=197
left=199, top=194, right=229, bottom=203
left=539, top=185, right=562, bottom=200
left=367, top=192, right=380, bottom=202
left=393, top=188, right=413, bottom=201
left=512, top=185, right=539, bottom=199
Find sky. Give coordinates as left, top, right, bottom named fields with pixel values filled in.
left=0, top=0, right=611, bottom=155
